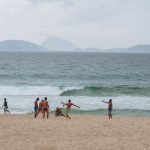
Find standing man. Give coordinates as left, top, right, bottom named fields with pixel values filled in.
left=34, top=98, right=39, bottom=118
left=42, top=97, right=50, bottom=119
left=3, top=98, right=10, bottom=114
left=102, top=99, right=113, bottom=119
left=35, top=99, right=44, bottom=118
left=61, top=99, right=80, bottom=119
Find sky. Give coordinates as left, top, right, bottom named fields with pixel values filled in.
left=0, top=0, right=150, bottom=49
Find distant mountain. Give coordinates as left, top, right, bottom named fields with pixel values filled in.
left=127, top=45, right=150, bottom=53
left=0, top=39, right=150, bottom=53
left=75, top=45, right=150, bottom=53
left=42, top=37, right=78, bottom=51
left=0, top=40, right=48, bottom=52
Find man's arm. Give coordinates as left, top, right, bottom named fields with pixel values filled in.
left=72, top=103, right=80, bottom=108
left=61, top=102, right=67, bottom=107
left=61, top=101, right=65, bottom=105
left=47, top=102, right=50, bottom=108
left=102, top=101, right=109, bottom=104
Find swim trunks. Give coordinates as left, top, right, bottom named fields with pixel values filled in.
left=108, top=108, right=112, bottom=115
left=34, top=106, right=38, bottom=112
left=66, top=108, right=70, bottom=115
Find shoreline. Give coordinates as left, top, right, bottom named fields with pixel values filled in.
left=1, top=108, right=150, bottom=117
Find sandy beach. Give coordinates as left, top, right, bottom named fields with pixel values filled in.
left=0, top=114, right=150, bottom=150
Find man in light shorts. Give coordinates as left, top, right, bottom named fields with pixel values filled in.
left=61, top=99, right=80, bottom=119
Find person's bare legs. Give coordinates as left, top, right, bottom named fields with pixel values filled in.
left=110, top=114, right=112, bottom=118
left=47, top=110, right=49, bottom=119
left=35, top=110, right=40, bottom=118
left=6, top=110, right=10, bottom=114
left=108, top=113, right=112, bottom=119
left=4, top=109, right=10, bottom=114
left=43, top=111, right=45, bottom=119
left=66, top=114, right=71, bottom=119
left=34, top=111, right=37, bottom=118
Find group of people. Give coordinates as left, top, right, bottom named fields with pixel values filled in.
left=34, top=97, right=113, bottom=119
left=34, top=98, right=80, bottom=119
left=1, top=97, right=113, bottom=119
left=34, top=97, right=50, bottom=119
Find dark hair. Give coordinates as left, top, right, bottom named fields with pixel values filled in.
left=68, top=99, right=71, bottom=102
left=36, top=98, right=39, bottom=101
left=109, top=99, right=112, bottom=102
left=45, top=97, right=47, bottom=100
left=4, top=98, right=6, bottom=101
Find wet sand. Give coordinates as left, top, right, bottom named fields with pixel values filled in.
left=0, top=114, right=150, bottom=150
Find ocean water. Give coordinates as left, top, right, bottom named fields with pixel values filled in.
left=0, top=52, right=150, bottom=116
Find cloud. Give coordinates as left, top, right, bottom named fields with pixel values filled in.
left=29, top=0, right=73, bottom=4
left=0, top=0, right=150, bottom=48
left=28, top=0, right=74, bottom=8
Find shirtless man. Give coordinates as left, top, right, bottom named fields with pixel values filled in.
left=102, top=99, right=113, bottom=119
left=35, top=99, right=44, bottom=118
left=61, top=99, right=80, bottom=119
left=55, top=107, right=64, bottom=117
left=3, top=98, right=10, bottom=114
left=42, top=97, right=50, bottom=119
left=34, top=98, right=39, bottom=118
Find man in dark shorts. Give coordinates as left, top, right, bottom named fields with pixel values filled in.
left=55, top=107, right=64, bottom=117
left=3, top=98, right=10, bottom=114
left=34, top=98, right=39, bottom=118
left=102, top=99, right=113, bottom=119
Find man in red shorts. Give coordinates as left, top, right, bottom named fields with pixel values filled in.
left=42, top=97, right=50, bottom=119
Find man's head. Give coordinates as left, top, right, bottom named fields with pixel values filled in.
left=68, top=99, right=71, bottom=103
left=45, top=97, right=47, bottom=100
left=109, top=99, right=112, bottom=102
left=36, top=98, right=39, bottom=101
left=4, top=98, right=6, bottom=101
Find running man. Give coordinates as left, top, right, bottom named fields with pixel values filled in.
left=102, top=99, right=113, bottom=119
left=61, top=99, right=80, bottom=119
left=3, top=98, right=10, bottom=114
left=34, top=98, right=39, bottom=118
left=42, top=97, right=50, bottom=119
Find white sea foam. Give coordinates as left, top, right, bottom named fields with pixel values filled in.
left=0, top=86, right=83, bottom=96
left=0, top=95, right=150, bottom=114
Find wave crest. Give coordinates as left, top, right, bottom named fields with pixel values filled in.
left=60, top=86, right=150, bottom=96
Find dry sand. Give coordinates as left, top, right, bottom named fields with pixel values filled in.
left=0, top=114, right=150, bottom=150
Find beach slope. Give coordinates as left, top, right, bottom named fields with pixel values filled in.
left=0, top=114, right=150, bottom=150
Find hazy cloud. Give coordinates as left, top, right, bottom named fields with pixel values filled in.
left=0, top=0, right=150, bottom=48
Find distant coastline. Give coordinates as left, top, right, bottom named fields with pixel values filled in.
left=0, top=37, right=150, bottom=53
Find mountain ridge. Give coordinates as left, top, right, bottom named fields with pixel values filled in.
left=0, top=40, right=48, bottom=52
left=76, top=45, right=150, bottom=53
left=0, top=38, right=150, bottom=53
